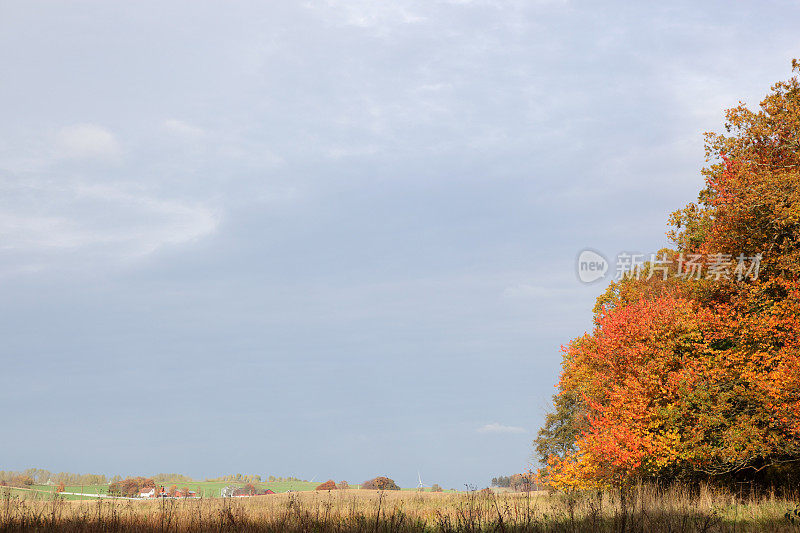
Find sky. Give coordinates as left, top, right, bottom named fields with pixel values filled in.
left=0, top=1, right=798, bottom=489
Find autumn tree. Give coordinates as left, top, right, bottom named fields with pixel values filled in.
left=316, top=480, right=337, bottom=490
left=9, top=475, right=33, bottom=487
left=108, top=477, right=155, bottom=497
left=537, top=60, right=800, bottom=490
left=361, top=476, right=400, bottom=490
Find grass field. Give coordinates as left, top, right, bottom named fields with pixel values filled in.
left=17, top=480, right=366, bottom=500
left=7, top=486, right=108, bottom=501
left=17, top=480, right=457, bottom=500
left=2, top=483, right=799, bottom=532
left=17, top=481, right=321, bottom=499
left=186, top=480, right=323, bottom=497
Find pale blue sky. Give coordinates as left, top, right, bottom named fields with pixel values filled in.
left=0, top=1, right=798, bottom=488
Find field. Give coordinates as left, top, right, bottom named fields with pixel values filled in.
left=13, top=480, right=325, bottom=500
left=2, top=483, right=799, bottom=532
left=152, top=480, right=323, bottom=498
left=11, top=481, right=455, bottom=500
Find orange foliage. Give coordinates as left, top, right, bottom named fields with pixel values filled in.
left=316, top=480, right=337, bottom=491
left=543, top=61, right=800, bottom=489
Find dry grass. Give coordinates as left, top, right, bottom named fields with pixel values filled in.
left=2, top=483, right=799, bottom=532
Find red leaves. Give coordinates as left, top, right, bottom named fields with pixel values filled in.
left=315, top=480, right=337, bottom=491
left=543, top=64, right=800, bottom=489
left=553, top=296, right=711, bottom=485
left=547, top=282, right=800, bottom=487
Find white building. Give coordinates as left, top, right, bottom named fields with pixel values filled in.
left=139, top=488, right=155, bottom=498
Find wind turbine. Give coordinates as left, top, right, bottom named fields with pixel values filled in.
left=416, top=471, right=428, bottom=491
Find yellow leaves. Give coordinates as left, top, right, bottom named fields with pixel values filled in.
left=550, top=279, right=800, bottom=486
left=543, top=63, right=800, bottom=489
left=543, top=450, right=608, bottom=491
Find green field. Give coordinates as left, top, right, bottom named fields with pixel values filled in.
left=8, top=480, right=461, bottom=500
left=16, top=480, right=342, bottom=499
left=186, top=480, right=322, bottom=497
left=2, top=487, right=96, bottom=501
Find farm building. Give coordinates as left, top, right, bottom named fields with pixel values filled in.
left=139, top=486, right=197, bottom=498
left=221, top=485, right=275, bottom=497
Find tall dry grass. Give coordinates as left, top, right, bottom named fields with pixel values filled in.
left=1, top=483, right=799, bottom=532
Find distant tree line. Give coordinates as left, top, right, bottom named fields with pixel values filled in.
left=205, top=474, right=309, bottom=484
left=0, top=470, right=107, bottom=487
left=206, top=474, right=264, bottom=483
left=0, top=469, right=318, bottom=488
left=491, top=474, right=537, bottom=492
left=0, top=473, right=34, bottom=487
left=152, top=473, right=194, bottom=484
left=491, top=476, right=512, bottom=488
left=266, top=475, right=306, bottom=483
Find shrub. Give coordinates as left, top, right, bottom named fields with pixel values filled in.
left=337, top=480, right=349, bottom=490
left=8, top=475, right=33, bottom=487
left=362, top=476, right=400, bottom=490
left=108, top=477, right=155, bottom=497
left=508, top=473, right=536, bottom=492
left=316, top=480, right=337, bottom=491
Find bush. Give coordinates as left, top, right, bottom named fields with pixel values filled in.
left=362, top=476, right=400, bottom=490
left=338, top=480, right=349, bottom=490
left=316, top=480, right=337, bottom=491
left=108, top=477, right=155, bottom=497
left=508, top=473, right=536, bottom=492
left=6, top=475, right=34, bottom=488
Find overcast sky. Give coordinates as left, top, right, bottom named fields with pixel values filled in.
left=0, top=1, right=798, bottom=488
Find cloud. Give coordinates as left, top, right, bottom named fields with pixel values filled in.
left=502, top=284, right=557, bottom=299
left=477, top=423, right=526, bottom=434
left=0, top=180, right=220, bottom=270
left=325, top=144, right=380, bottom=159
left=55, top=124, right=121, bottom=159
left=306, top=0, right=424, bottom=31
left=443, top=0, right=566, bottom=5
left=502, top=283, right=585, bottom=301
left=162, top=119, right=205, bottom=139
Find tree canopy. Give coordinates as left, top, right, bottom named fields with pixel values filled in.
left=536, top=60, right=800, bottom=490
left=362, top=476, right=400, bottom=490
